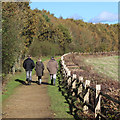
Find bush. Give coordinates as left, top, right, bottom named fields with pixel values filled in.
left=29, top=40, right=62, bottom=57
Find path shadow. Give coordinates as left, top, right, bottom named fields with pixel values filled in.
left=15, top=79, right=53, bottom=86
left=30, top=81, right=51, bottom=85
left=15, top=79, right=27, bottom=85
left=31, top=81, right=38, bottom=84
left=41, top=82, right=52, bottom=86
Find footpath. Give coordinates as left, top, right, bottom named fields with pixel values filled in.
left=2, top=60, right=54, bottom=118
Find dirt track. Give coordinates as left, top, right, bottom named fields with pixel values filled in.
left=3, top=60, right=54, bottom=118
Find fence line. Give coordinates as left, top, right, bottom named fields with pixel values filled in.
left=59, top=52, right=119, bottom=120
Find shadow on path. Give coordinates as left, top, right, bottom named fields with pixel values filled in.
left=15, top=79, right=27, bottom=85
left=41, top=82, right=51, bottom=86
left=15, top=79, right=52, bottom=86
left=15, top=79, right=38, bottom=85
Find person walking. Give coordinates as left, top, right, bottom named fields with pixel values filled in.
left=23, top=55, right=35, bottom=85
left=35, top=58, right=44, bottom=85
left=47, top=57, right=58, bottom=85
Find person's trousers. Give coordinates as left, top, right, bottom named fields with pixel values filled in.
left=50, top=74, right=56, bottom=85
left=26, top=71, right=32, bottom=81
left=38, top=76, right=42, bottom=84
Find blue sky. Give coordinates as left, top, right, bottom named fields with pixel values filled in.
left=29, top=2, right=118, bottom=24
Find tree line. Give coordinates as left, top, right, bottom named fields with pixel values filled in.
left=2, top=2, right=118, bottom=75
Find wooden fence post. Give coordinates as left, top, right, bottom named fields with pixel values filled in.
left=72, top=74, right=77, bottom=88
left=62, top=60, right=64, bottom=66
left=83, top=80, right=90, bottom=114
left=67, top=70, right=71, bottom=77
left=95, top=85, right=101, bottom=119
left=72, top=74, right=77, bottom=96
left=67, top=70, right=71, bottom=87
left=64, top=65, right=67, bottom=77
left=78, top=76, right=83, bottom=94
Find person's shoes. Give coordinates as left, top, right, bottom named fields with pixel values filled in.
left=38, top=82, right=41, bottom=85
left=28, top=80, right=31, bottom=85
left=26, top=78, right=29, bottom=81
left=51, top=79, right=53, bottom=85
left=38, top=80, right=41, bottom=85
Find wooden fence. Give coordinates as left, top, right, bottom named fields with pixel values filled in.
left=59, top=52, right=120, bottom=120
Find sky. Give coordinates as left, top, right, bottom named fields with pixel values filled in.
left=29, top=1, right=118, bottom=24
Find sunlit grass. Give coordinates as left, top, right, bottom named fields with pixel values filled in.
left=2, top=72, right=26, bottom=102
left=85, top=56, right=119, bottom=81
left=48, top=77, right=73, bottom=118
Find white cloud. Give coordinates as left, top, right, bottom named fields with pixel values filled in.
left=68, top=14, right=83, bottom=20
left=89, top=11, right=118, bottom=23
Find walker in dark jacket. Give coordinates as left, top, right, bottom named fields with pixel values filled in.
left=23, top=56, right=35, bottom=85
left=35, top=59, right=44, bottom=85
left=23, top=58, right=35, bottom=71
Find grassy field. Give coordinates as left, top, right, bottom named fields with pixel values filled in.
left=85, top=56, right=119, bottom=81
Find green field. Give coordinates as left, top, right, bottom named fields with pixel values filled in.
left=85, top=56, right=119, bottom=81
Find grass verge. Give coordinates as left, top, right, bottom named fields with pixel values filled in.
left=48, top=59, right=73, bottom=118
left=2, top=71, right=26, bottom=101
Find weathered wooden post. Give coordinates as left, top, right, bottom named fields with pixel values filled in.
left=62, top=60, right=64, bottom=66
left=63, top=64, right=66, bottom=78
left=83, top=80, right=90, bottom=114
left=78, top=76, right=83, bottom=94
left=72, top=74, right=77, bottom=87
left=95, top=85, right=101, bottom=119
left=66, top=67, right=69, bottom=75
left=67, top=70, right=71, bottom=87
left=66, top=69, right=70, bottom=77
left=72, top=74, right=77, bottom=96
left=64, top=64, right=66, bottom=71
left=65, top=67, right=69, bottom=84
left=62, top=62, right=65, bottom=79
left=77, top=76, right=83, bottom=102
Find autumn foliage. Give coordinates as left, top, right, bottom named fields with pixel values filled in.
left=2, top=2, right=118, bottom=75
